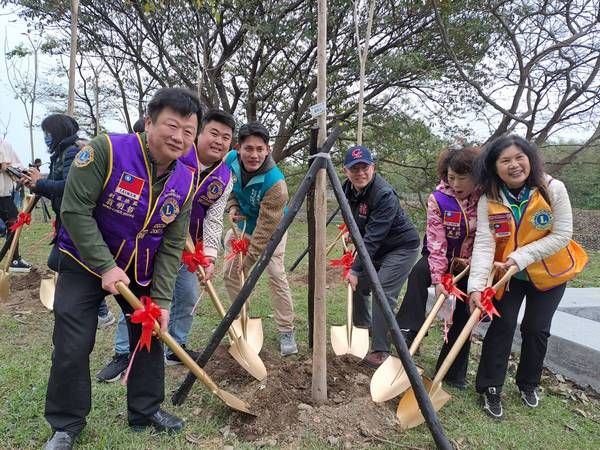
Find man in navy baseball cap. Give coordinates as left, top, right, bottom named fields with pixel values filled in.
left=344, top=145, right=374, bottom=168
left=341, top=143, right=420, bottom=369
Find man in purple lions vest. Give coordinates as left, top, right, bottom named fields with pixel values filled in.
left=97, top=110, right=234, bottom=374
left=43, top=88, right=201, bottom=450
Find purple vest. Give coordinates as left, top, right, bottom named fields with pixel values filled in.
left=180, top=149, right=231, bottom=243
left=58, top=133, right=195, bottom=285
left=430, top=190, right=469, bottom=259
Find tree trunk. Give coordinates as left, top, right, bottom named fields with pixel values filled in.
left=67, top=0, right=79, bottom=116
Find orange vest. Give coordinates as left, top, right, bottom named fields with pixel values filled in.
left=487, top=189, right=587, bottom=298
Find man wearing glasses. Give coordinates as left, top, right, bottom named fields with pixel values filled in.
left=341, top=145, right=420, bottom=369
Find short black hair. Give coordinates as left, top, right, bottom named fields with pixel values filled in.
left=146, top=87, right=203, bottom=135
left=40, top=114, right=79, bottom=152
left=238, top=121, right=269, bottom=145
left=202, top=109, right=235, bottom=133
left=132, top=117, right=145, bottom=133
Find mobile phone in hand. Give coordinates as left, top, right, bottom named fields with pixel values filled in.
left=6, top=166, right=26, bottom=179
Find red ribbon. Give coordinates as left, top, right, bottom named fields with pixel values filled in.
left=182, top=242, right=212, bottom=272
left=480, top=287, right=501, bottom=320
left=130, top=296, right=161, bottom=352
left=9, top=212, right=31, bottom=232
left=225, top=237, right=250, bottom=262
left=329, top=250, right=355, bottom=279
left=441, top=273, right=466, bottom=301
left=338, top=223, right=348, bottom=232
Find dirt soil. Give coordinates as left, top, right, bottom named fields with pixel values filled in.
left=0, top=269, right=45, bottom=312
left=199, top=346, right=398, bottom=448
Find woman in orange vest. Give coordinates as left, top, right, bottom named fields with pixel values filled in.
left=468, top=135, right=587, bottom=420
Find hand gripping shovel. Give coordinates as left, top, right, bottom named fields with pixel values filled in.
left=40, top=271, right=58, bottom=310
left=370, top=265, right=470, bottom=402
left=396, top=266, right=518, bottom=429
left=115, top=281, right=255, bottom=416
left=0, top=194, right=38, bottom=302
left=229, top=224, right=263, bottom=353
left=184, top=240, right=267, bottom=381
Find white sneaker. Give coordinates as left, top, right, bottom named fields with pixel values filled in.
left=97, top=311, right=116, bottom=329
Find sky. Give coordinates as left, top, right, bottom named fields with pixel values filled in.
left=1, top=6, right=51, bottom=166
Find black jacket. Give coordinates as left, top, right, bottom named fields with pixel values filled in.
left=343, top=173, right=419, bottom=273
left=32, top=134, right=79, bottom=234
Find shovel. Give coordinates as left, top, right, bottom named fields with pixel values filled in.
left=229, top=224, right=263, bottom=353
left=114, top=281, right=256, bottom=416
left=396, top=266, right=517, bottom=429
left=0, top=194, right=38, bottom=302
left=40, top=271, right=58, bottom=310
left=370, top=264, right=470, bottom=402
left=330, top=282, right=370, bottom=359
left=184, top=240, right=267, bottom=381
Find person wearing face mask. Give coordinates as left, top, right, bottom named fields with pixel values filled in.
left=223, top=121, right=298, bottom=357
left=468, top=135, right=587, bottom=420
left=395, top=145, right=481, bottom=389
left=342, top=145, right=420, bottom=369
left=20, top=114, right=115, bottom=327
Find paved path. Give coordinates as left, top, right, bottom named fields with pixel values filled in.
left=427, top=287, right=600, bottom=392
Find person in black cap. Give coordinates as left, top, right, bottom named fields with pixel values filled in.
left=342, top=145, right=420, bottom=368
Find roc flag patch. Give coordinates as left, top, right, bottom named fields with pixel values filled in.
left=443, top=211, right=461, bottom=226
left=493, top=221, right=511, bottom=238
left=116, top=172, right=145, bottom=200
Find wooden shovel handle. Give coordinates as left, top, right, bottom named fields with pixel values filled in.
left=115, top=281, right=221, bottom=393
left=2, top=194, right=39, bottom=272
left=430, top=266, right=518, bottom=387
left=408, top=265, right=470, bottom=354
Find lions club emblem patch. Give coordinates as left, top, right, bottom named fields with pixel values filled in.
left=160, top=197, right=180, bottom=224
left=531, top=209, right=553, bottom=230
left=74, top=146, right=94, bottom=168
left=206, top=180, right=224, bottom=201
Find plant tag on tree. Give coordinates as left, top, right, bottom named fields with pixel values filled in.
left=310, top=102, right=326, bottom=118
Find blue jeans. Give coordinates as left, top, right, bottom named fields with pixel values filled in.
left=353, top=246, right=419, bottom=352
left=114, top=266, right=199, bottom=356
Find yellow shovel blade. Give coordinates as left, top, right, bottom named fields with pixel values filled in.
left=396, top=378, right=452, bottom=430
left=330, top=324, right=370, bottom=359
left=228, top=338, right=268, bottom=381
left=0, top=269, right=9, bottom=302
left=40, top=277, right=56, bottom=311
left=370, top=355, right=424, bottom=402
left=231, top=317, right=264, bottom=354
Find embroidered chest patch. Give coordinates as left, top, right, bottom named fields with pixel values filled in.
left=489, top=212, right=512, bottom=238
left=116, top=172, right=145, bottom=201
left=74, top=146, right=94, bottom=168
left=160, top=197, right=180, bottom=224
left=531, top=209, right=553, bottom=230
left=206, top=180, right=224, bottom=201
left=358, top=203, right=368, bottom=217
left=443, top=210, right=461, bottom=226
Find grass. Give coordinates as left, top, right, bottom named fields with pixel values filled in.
left=1, top=213, right=599, bottom=449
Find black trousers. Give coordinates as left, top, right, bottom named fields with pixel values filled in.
left=395, top=255, right=471, bottom=383
left=45, top=253, right=165, bottom=434
left=0, top=196, right=20, bottom=259
left=475, top=278, right=566, bottom=393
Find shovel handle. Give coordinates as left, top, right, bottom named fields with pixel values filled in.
left=2, top=194, right=39, bottom=272
left=430, top=266, right=517, bottom=387
left=114, top=281, right=221, bottom=394
left=326, top=227, right=345, bottom=256
left=408, top=265, right=470, bottom=355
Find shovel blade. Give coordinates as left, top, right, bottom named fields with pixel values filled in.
left=217, top=387, right=256, bottom=416
left=228, top=339, right=268, bottom=381
left=40, top=277, right=56, bottom=311
left=232, top=317, right=264, bottom=353
left=370, top=355, right=424, bottom=402
left=396, top=378, right=452, bottom=430
left=0, top=269, right=10, bottom=302
left=330, top=325, right=370, bottom=359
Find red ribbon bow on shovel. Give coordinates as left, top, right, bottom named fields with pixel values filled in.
left=441, top=273, right=466, bottom=301
left=9, top=212, right=31, bottom=232
left=338, top=223, right=348, bottom=232
left=329, top=250, right=355, bottom=279
left=480, top=286, right=501, bottom=320
left=182, top=242, right=212, bottom=272
left=225, top=237, right=250, bottom=262
left=130, top=296, right=162, bottom=352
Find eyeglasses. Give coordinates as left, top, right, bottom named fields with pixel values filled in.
left=347, top=164, right=372, bottom=174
